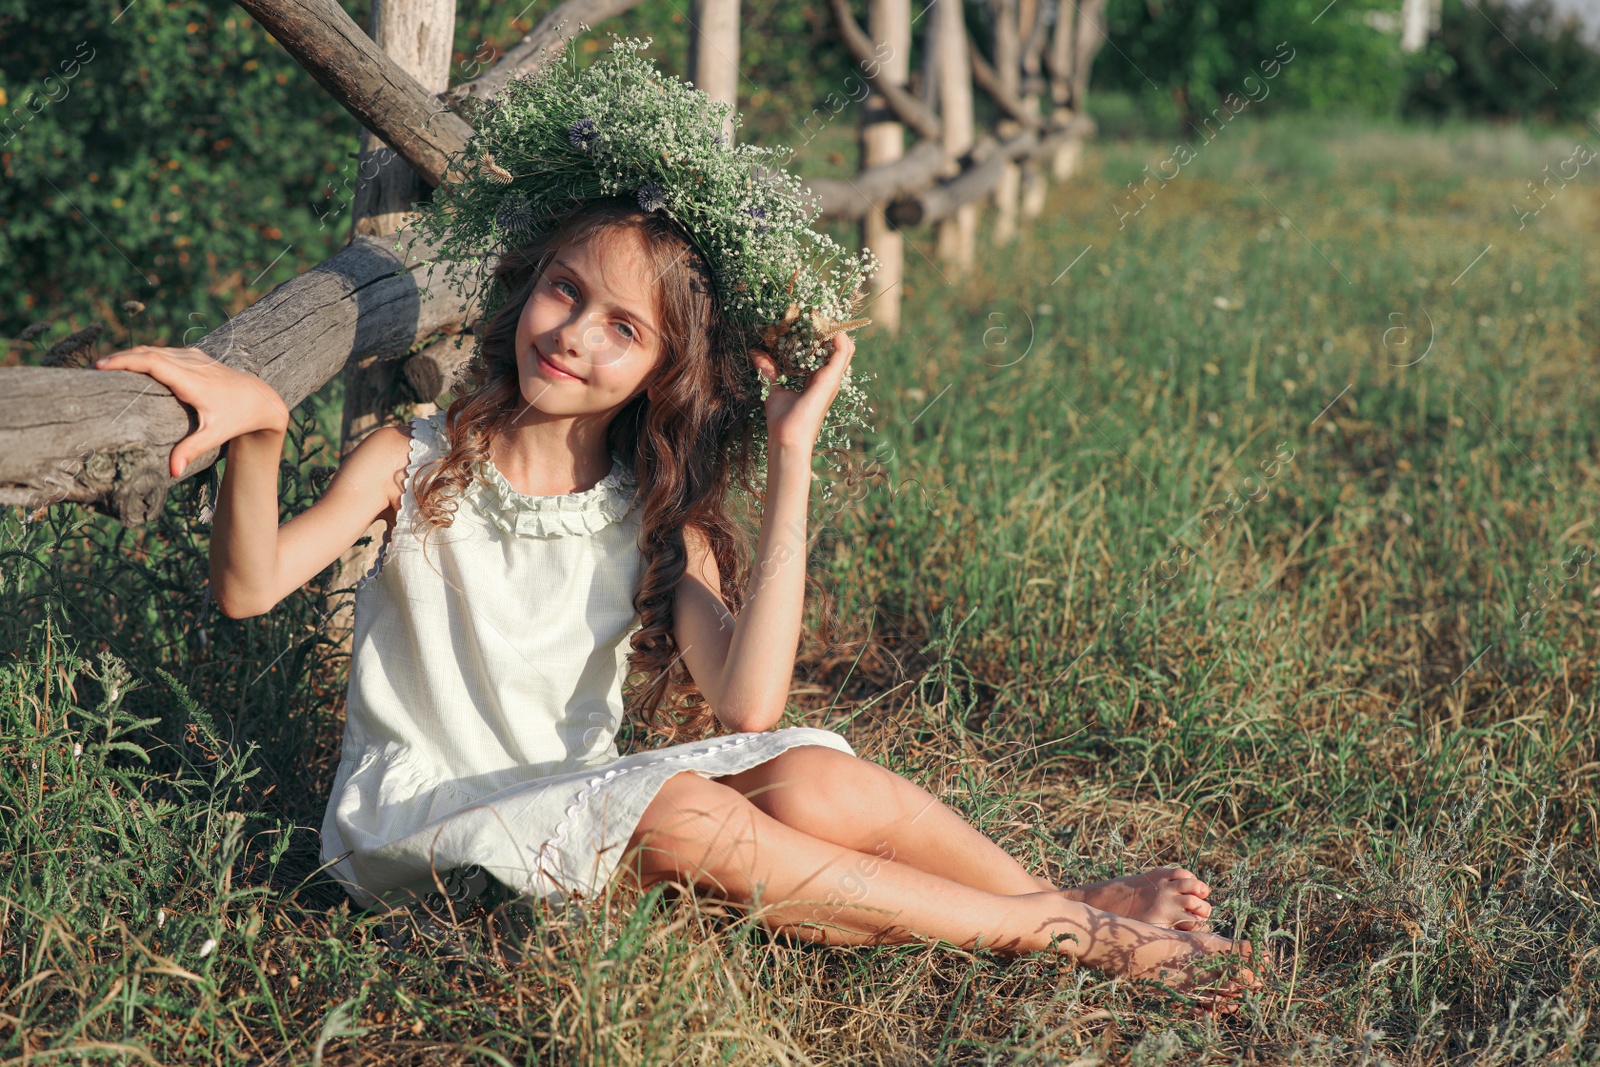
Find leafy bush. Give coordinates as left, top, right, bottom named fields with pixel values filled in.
left=0, top=0, right=371, bottom=353
left=1095, top=0, right=1409, bottom=137
left=1402, top=0, right=1600, bottom=124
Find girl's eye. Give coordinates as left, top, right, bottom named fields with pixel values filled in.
left=615, top=321, right=636, bottom=341
left=553, top=278, right=577, bottom=299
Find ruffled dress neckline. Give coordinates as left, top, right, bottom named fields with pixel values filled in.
left=470, top=449, right=641, bottom=539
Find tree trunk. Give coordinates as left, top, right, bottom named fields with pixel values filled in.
left=859, top=0, right=911, bottom=335
left=688, top=0, right=740, bottom=144
left=930, top=0, right=976, bottom=275
left=827, top=0, right=942, bottom=140
left=1062, top=0, right=1107, bottom=178
left=331, top=0, right=457, bottom=649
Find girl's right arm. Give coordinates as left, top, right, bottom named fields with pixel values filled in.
left=91, top=346, right=414, bottom=618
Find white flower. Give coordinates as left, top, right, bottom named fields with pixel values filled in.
left=199, top=938, right=217, bottom=958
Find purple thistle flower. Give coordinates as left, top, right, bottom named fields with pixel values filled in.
left=568, top=117, right=599, bottom=151
left=497, top=194, right=536, bottom=241
left=636, top=184, right=667, bottom=213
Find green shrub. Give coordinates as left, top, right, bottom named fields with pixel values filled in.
left=1095, top=0, right=1408, bottom=132
left=1402, top=0, right=1600, bottom=125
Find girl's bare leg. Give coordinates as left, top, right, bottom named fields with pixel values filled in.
left=617, top=771, right=1256, bottom=1002
left=710, top=747, right=1212, bottom=928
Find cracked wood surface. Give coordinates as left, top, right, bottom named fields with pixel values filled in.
left=1, top=229, right=477, bottom=525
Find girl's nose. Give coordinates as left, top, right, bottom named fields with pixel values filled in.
left=552, top=317, right=588, bottom=359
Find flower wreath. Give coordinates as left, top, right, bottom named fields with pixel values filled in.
left=399, top=33, right=882, bottom=483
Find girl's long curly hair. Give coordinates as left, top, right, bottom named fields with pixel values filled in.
left=408, top=196, right=843, bottom=745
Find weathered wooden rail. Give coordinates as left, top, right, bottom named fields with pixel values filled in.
left=8, top=0, right=1109, bottom=527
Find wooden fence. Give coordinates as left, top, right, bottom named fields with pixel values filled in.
left=0, top=0, right=1109, bottom=640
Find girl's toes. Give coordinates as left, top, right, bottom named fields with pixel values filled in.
left=1185, top=896, right=1212, bottom=919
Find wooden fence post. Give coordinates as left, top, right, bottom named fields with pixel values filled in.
left=1046, top=0, right=1075, bottom=180
left=989, top=0, right=1021, bottom=246
left=930, top=0, right=976, bottom=275
left=689, top=0, right=740, bottom=143
left=330, top=0, right=455, bottom=648
left=1401, top=0, right=1440, bottom=52
left=1018, top=0, right=1049, bottom=219
left=860, top=0, right=911, bottom=335
left=1062, top=0, right=1105, bottom=179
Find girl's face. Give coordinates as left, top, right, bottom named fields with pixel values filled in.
left=514, top=226, right=665, bottom=417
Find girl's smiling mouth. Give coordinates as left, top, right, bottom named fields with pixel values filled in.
left=537, top=350, right=586, bottom=382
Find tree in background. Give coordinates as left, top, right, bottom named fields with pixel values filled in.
left=1091, top=0, right=1408, bottom=137
left=1091, top=0, right=1600, bottom=138
left=0, top=0, right=368, bottom=356
left=1402, top=0, right=1600, bottom=124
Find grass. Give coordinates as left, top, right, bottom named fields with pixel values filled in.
left=4, top=109, right=1599, bottom=1064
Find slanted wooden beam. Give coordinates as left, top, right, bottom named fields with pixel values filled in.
left=440, top=0, right=648, bottom=111
left=231, top=0, right=475, bottom=187
left=826, top=0, right=943, bottom=141
left=968, top=33, right=1038, bottom=130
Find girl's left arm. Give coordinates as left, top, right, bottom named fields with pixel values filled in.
left=673, top=330, right=857, bottom=733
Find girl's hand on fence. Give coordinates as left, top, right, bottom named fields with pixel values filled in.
left=749, top=330, right=856, bottom=453
left=91, top=345, right=291, bottom=479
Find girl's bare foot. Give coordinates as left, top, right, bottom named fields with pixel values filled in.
left=1119, top=927, right=1260, bottom=1014
left=1028, top=893, right=1260, bottom=1014
left=1063, top=867, right=1212, bottom=930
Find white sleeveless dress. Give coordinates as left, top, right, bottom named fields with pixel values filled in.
left=319, top=410, right=856, bottom=912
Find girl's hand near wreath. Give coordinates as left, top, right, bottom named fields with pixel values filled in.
left=749, top=330, right=856, bottom=453
left=91, top=346, right=291, bottom=479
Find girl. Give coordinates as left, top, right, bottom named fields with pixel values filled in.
left=92, top=196, right=1256, bottom=1006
